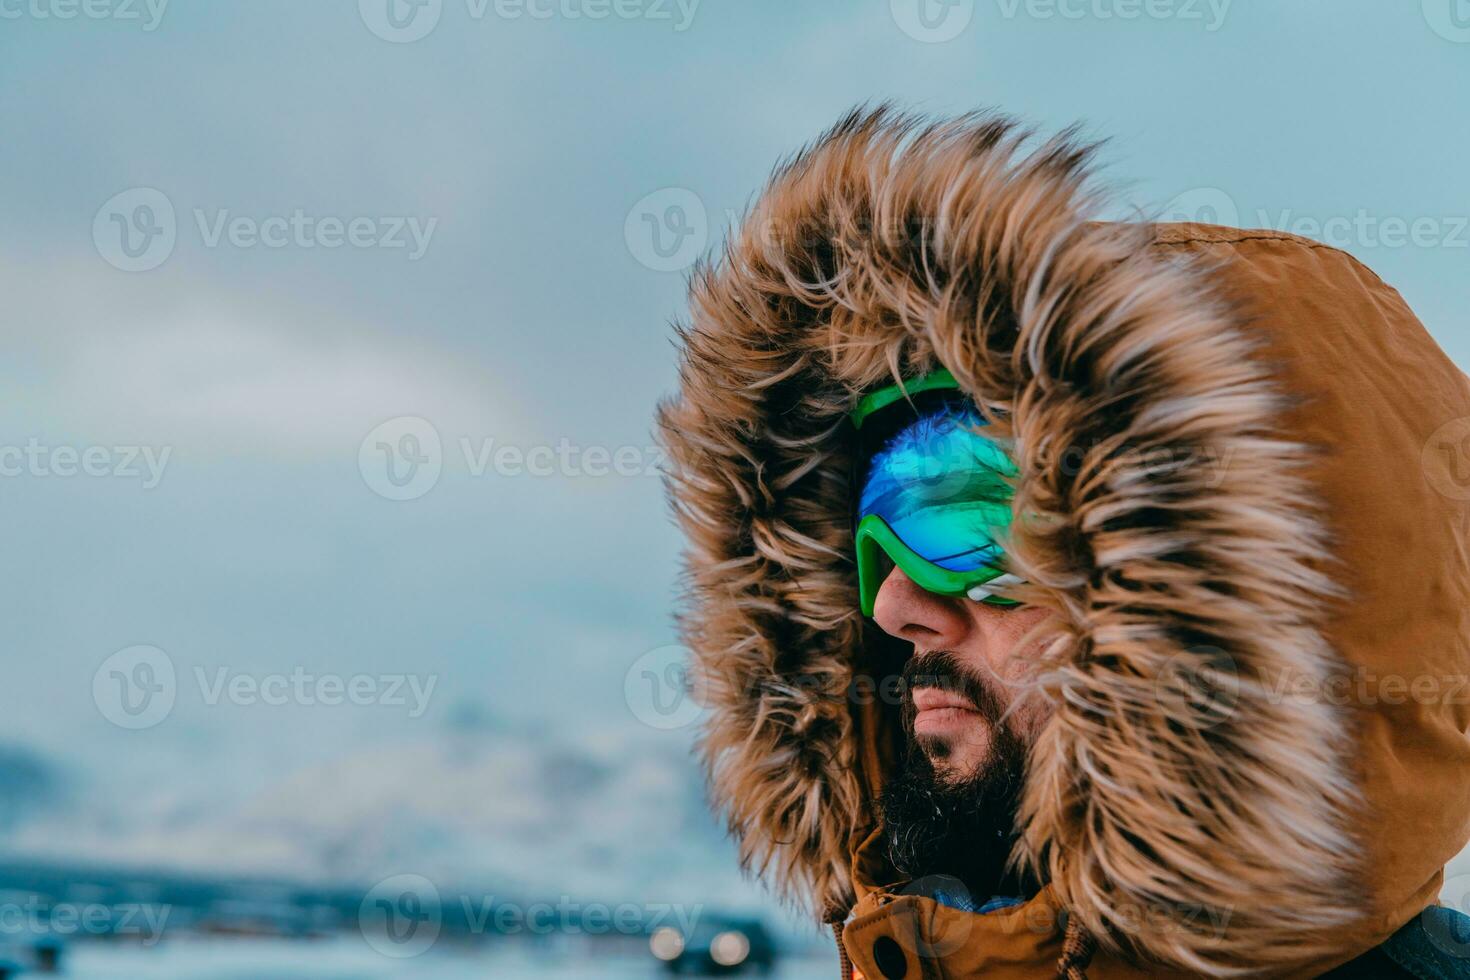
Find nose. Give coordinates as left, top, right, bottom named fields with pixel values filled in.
left=871, top=564, right=976, bottom=648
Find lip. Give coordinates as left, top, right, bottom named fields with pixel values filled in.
left=910, top=687, right=980, bottom=736
left=911, top=687, right=976, bottom=713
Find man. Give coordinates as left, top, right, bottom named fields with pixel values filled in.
left=656, top=108, right=1470, bottom=978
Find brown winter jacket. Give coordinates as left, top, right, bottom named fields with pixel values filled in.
left=656, top=108, right=1470, bottom=978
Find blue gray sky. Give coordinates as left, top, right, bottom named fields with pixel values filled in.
left=0, top=0, right=1465, bottom=899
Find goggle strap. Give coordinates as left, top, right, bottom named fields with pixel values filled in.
left=965, top=573, right=1027, bottom=602
left=848, top=368, right=961, bottom=431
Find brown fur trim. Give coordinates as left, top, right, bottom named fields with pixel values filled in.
left=655, top=107, right=1356, bottom=974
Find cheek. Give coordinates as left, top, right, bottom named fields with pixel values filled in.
left=1012, top=692, right=1056, bottom=745
left=996, top=610, right=1057, bottom=667
left=993, top=612, right=1060, bottom=736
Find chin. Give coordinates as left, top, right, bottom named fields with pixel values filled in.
left=917, top=728, right=994, bottom=781
left=925, top=746, right=992, bottom=786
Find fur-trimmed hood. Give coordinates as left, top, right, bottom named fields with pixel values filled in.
left=656, top=108, right=1470, bottom=977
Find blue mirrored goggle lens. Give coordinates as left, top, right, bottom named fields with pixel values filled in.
left=857, top=404, right=1016, bottom=573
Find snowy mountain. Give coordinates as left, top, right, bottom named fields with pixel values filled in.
left=1, top=712, right=768, bottom=916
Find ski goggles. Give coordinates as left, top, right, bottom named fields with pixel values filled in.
left=850, top=370, right=1024, bottom=617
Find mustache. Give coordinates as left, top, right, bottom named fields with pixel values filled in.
left=901, top=650, right=1010, bottom=728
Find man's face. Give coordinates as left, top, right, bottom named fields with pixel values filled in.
left=872, top=566, right=1054, bottom=781
left=871, top=564, right=1055, bottom=892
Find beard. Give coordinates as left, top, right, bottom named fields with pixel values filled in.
left=878, top=651, right=1035, bottom=902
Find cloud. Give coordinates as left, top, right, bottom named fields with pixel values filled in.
left=0, top=253, right=529, bottom=456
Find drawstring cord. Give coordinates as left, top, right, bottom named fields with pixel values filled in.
left=1057, top=914, right=1097, bottom=980
left=825, top=905, right=854, bottom=980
